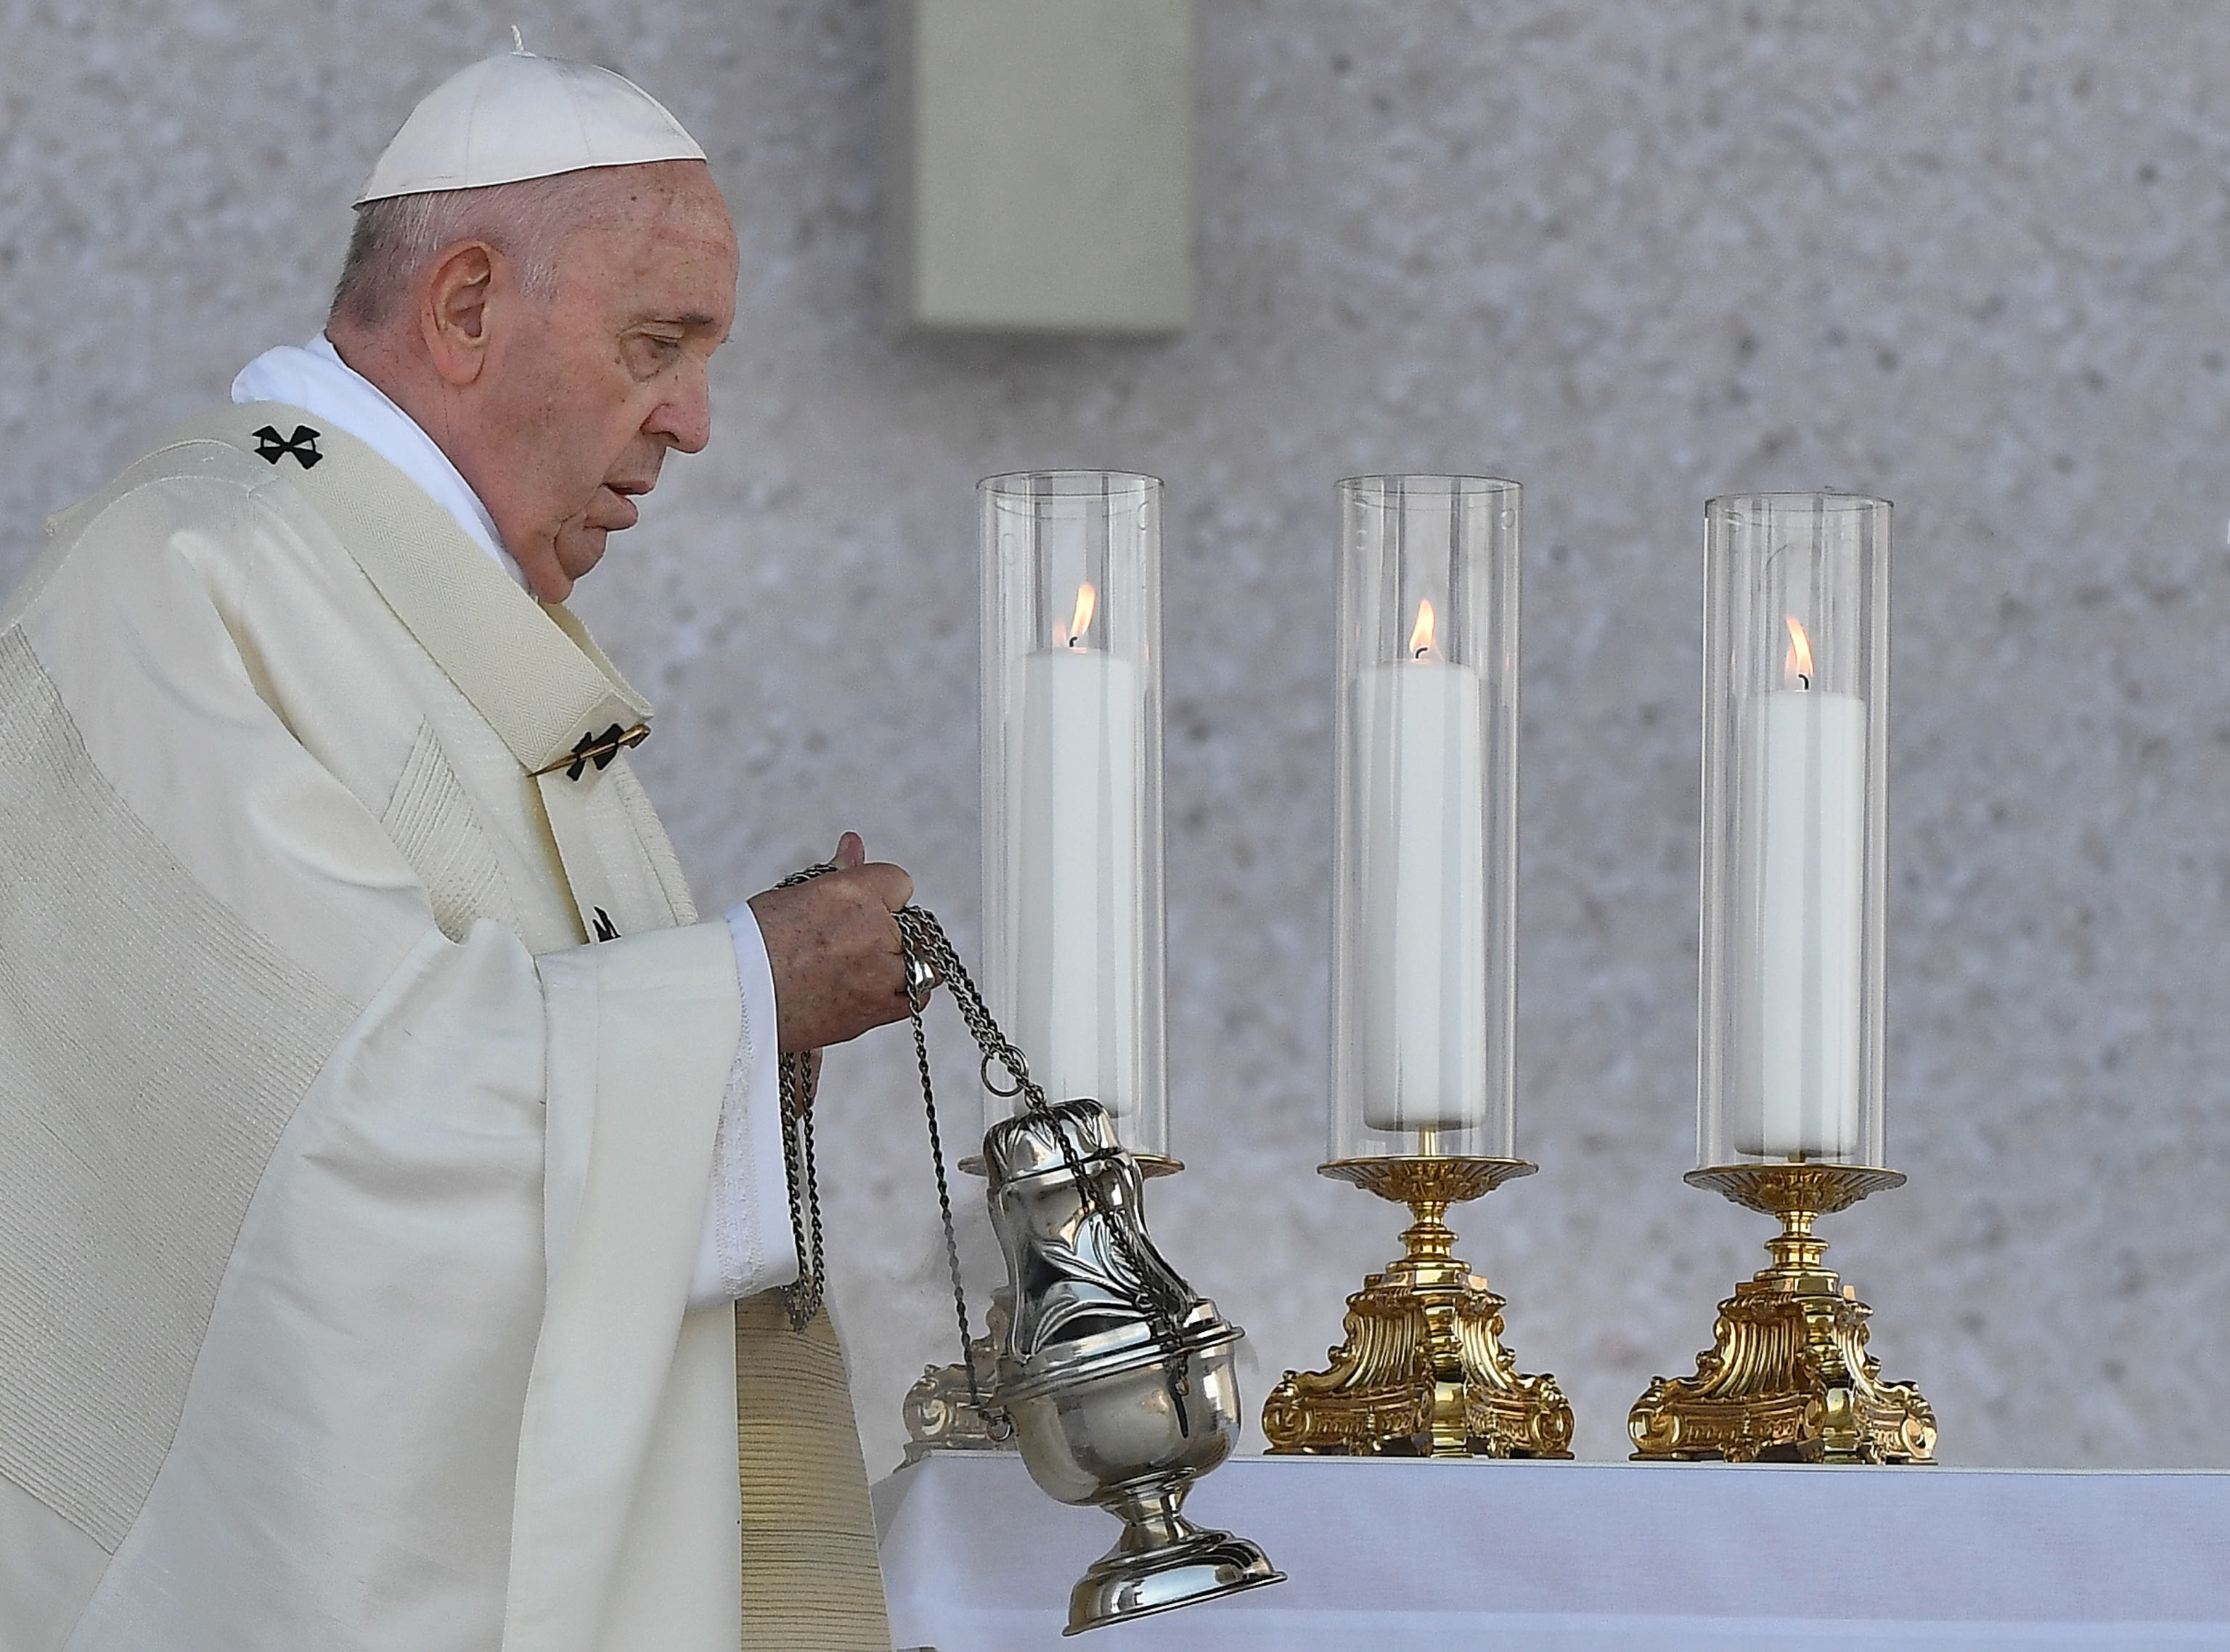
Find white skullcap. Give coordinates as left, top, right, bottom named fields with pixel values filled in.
left=355, top=34, right=705, bottom=207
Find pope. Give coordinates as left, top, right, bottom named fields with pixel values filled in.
left=0, top=42, right=907, bottom=1652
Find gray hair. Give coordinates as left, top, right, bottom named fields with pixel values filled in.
left=328, top=173, right=605, bottom=332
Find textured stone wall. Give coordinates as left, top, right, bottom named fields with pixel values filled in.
left=7, top=0, right=2230, bottom=1473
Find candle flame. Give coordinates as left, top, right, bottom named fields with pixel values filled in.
left=1784, top=615, right=1815, bottom=688
left=1064, top=581, right=1098, bottom=648
left=1409, top=598, right=1437, bottom=658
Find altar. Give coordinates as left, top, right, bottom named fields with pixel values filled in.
left=875, top=1452, right=2230, bottom=1649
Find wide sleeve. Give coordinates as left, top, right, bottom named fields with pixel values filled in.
left=509, top=923, right=743, bottom=1652
left=684, top=907, right=801, bottom=1313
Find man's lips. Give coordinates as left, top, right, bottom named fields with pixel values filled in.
left=593, top=483, right=645, bottom=531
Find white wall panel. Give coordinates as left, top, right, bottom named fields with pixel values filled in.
left=3, top=1, right=2226, bottom=1474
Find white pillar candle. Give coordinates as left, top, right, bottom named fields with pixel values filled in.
left=1731, top=664, right=1866, bottom=1159
left=1352, top=612, right=1490, bottom=1134
left=1009, top=621, right=1140, bottom=1115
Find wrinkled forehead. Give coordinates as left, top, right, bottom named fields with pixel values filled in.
left=568, top=159, right=733, bottom=242
left=560, top=163, right=738, bottom=319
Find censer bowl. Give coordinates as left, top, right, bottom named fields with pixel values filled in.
left=1005, top=1318, right=1243, bottom=1505
left=1003, top=1324, right=1282, bottom=1635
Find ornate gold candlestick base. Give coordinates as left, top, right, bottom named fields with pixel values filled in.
left=1628, top=1163, right=1937, bottom=1464
left=899, top=1319, right=1008, bottom=1465
left=1261, top=1156, right=1574, bottom=1458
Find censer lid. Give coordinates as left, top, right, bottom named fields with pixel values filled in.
left=982, top=1097, right=1126, bottom=1186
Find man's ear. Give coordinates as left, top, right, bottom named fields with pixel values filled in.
left=420, top=241, right=499, bottom=388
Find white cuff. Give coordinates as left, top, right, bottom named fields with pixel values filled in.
left=685, top=905, right=801, bottom=1311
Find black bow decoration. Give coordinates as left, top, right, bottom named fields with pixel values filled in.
left=565, top=724, right=634, bottom=782
left=528, top=723, right=649, bottom=780
left=252, top=424, right=324, bottom=470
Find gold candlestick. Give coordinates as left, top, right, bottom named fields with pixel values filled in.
left=1628, top=1162, right=1936, bottom=1463
left=1260, top=1156, right=1573, bottom=1458
left=899, top=1299, right=1009, bottom=1464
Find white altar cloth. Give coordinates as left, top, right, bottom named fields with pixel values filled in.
left=873, top=1452, right=2230, bottom=1650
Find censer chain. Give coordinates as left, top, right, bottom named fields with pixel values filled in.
left=775, top=863, right=1189, bottom=1426
left=772, top=866, right=1008, bottom=1430
left=888, top=904, right=1195, bottom=1409
left=774, top=863, right=836, bottom=1333
left=893, top=905, right=1011, bottom=1431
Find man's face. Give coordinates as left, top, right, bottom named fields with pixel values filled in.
left=476, top=163, right=739, bottom=601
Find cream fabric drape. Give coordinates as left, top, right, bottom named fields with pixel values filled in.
left=0, top=404, right=887, bottom=1651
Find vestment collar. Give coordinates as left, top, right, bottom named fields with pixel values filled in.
left=160, top=402, right=652, bottom=783
left=229, top=333, right=521, bottom=586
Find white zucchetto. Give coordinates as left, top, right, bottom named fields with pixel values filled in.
left=355, top=36, right=706, bottom=206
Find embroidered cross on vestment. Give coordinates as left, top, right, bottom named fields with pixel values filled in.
left=530, top=722, right=650, bottom=782
left=251, top=424, right=324, bottom=469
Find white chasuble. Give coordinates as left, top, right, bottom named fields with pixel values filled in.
left=0, top=405, right=888, bottom=1651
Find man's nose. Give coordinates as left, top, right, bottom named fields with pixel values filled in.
left=646, top=367, right=711, bottom=454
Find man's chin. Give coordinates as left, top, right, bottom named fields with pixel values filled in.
left=512, top=535, right=600, bottom=605
left=552, top=528, right=613, bottom=588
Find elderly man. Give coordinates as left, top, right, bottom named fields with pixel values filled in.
left=0, top=46, right=902, bottom=1652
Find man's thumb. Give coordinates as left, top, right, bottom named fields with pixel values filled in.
left=833, top=830, right=867, bottom=870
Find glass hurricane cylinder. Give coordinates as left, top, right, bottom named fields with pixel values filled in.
left=1331, top=476, right=1521, bottom=1162
left=1698, top=492, right=1890, bottom=1170
left=979, top=471, right=1169, bottom=1162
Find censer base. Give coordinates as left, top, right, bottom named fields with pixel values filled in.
left=1065, top=1480, right=1286, bottom=1636
left=1261, top=1157, right=1574, bottom=1458
left=1628, top=1164, right=1937, bottom=1464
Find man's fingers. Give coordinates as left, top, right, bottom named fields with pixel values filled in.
left=856, top=861, right=913, bottom=912
left=751, top=853, right=928, bottom=1052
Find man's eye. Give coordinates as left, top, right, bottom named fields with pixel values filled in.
left=628, top=335, right=685, bottom=373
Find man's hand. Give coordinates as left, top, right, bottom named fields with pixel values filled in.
left=748, top=832, right=915, bottom=1055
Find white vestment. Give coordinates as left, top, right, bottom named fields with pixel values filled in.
left=228, top=334, right=790, bottom=1314
left=0, top=404, right=888, bottom=1650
